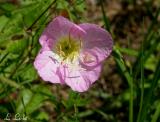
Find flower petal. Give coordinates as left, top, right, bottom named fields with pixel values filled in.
left=65, top=65, right=101, bottom=92
left=39, top=16, right=86, bottom=49
left=34, top=50, right=64, bottom=84
left=79, top=23, right=113, bottom=69
left=80, top=47, right=109, bottom=69
left=80, top=65, right=102, bottom=84
left=65, top=68, right=90, bottom=92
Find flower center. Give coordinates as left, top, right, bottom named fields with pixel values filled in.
left=54, top=36, right=81, bottom=63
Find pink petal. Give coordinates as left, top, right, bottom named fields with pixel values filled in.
left=65, top=65, right=101, bottom=92
left=79, top=23, right=113, bottom=69
left=80, top=65, right=102, bottom=84
left=34, top=50, right=64, bottom=84
left=39, top=16, right=86, bottom=49
left=65, top=68, right=90, bottom=92
left=79, top=48, right=104, bottom=69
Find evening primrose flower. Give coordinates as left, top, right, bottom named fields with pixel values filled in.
left=34, top=16, right=113, bottom=92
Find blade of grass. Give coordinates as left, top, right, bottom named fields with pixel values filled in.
left=137, top=58, right=160, bottom=122
left=27, top=0, right=57, bottom=31
left=112, top=47, right=133, bottom=122
left=116, top=46, right=138, bottom=56
left=137, top=42, right=144, bottom=122
left=0, top=75, right=21, bottom=89
left=134, top=34, right=160, bottom=78
left=151, top=102, right=160, bottom=122
left=112, top=47, right=133, bottom=87
left=0, top=52, right=9, bottom=64
left=77, top=110, right=94, bottom=118
left=141, top=7, right=160, bottom=51
left=133, top=8, right=160, bottom=76
left=100, top=0, right=110, bottom=32
left=143, top=36, right=160, bottom=61
left=95, top=109, right=113, bottom=121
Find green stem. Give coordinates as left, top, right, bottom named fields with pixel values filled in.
left=133, top=8, right=160, bottom=76
left=0, top=52, right=9, bottom=64
left=100, top=0, right=110, bottom=32
left=74, top=103, right=78, bottom=121
left=137, top=59, right=160, bottom=122
left=129, top=73, right=133, bottom=122
left=112, top=48, right=133, bottom=122
left=9, top=52, right=28, bottom=78
left=151, top=102, right=160, bottom=122
left=0, top=76, right=21, bottom=88
left=137, top=25, right=145, bottom=122
left=74, top=92, right=80, bottom=122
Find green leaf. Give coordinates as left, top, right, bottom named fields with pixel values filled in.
left=56, top=0, right=69, bottom=9
left=116, top=46, right=138, bottom=56
left=34, top=111, right=49, bottom=121
left=7, top=39, right=28, bottom=54
left=145, top=54, right=157, bottom=71
left=112, top=46, right=133, bottom=86
left=0, top=76, right=21, bottom=89
left=15, top=64, right=38, bottom=82
left=0, top=2, right=16, bottom=12
left=151, top=101, right=160, bottom=122
left=0, top=14, right=24, bottom=43
left=0, top=15, right=9, bottom=31
left=16, top=89, right=32, bottom=113
left=16, top=85, right=54, bottom=114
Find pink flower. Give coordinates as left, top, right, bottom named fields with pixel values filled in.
left=34, top=16, right=113, bottom=92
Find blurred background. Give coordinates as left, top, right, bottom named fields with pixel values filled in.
left=0, top=0, right=160, bottom=122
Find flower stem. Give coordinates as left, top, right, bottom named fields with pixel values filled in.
left=137, top=34, right=144, bottom=122
left=151, top=102, right=160, bottom=122
left=0, top=76, right=21, bottom=88
left=129, top=75, right=133, bottom=122
left=74, top=92, right=80, bottom=122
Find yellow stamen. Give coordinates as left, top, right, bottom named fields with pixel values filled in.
left=54, top=35, right=81, bottom=63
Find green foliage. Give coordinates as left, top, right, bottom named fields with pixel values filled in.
left=63, top=92, right=89, bottom=109
left=7, top=39, right=28, bottom=54
left=16, top=85, right=53, bottom=114
left=0, top=0, right=160, bottom=121
left=56, top=0, right=85, bottom=21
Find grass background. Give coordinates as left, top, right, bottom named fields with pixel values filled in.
left=0, top=0, right=160, bottom=121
